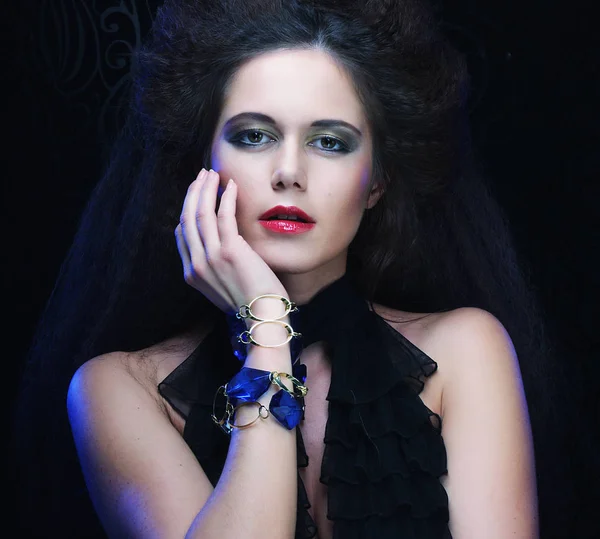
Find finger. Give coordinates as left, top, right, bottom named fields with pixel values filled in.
left=217, top=179, right=241, bottom=244
left=180, top=169, right=209, bottom=255
left=180, top=169, right=220, bottom=283
left=174, top=223, right=191, bottom=270
left=177, top=212, right=236, bottom=311
left=197, top=169, right=223, bottom=263
left=193, top=170, right=238, bottom=305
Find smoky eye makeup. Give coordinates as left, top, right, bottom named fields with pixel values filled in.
left=221, top=113, right=364, bottom=153
left=225, top=127, right=276, bottom=147
left=224, top=125, right=360, bottom=154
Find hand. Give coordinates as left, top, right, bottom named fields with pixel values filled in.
left=175, top=168, right=289, bottom=318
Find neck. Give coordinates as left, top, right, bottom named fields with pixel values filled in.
left=276, top=264, right=347, bottom=306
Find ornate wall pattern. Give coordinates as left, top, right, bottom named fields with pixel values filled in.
left=29, top=1, right=156, bottom=138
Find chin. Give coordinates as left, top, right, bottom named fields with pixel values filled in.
left=261, top=253, right=323, bottom=275
left=242, top=226, right=350, bottom=274
left=253, top=242, right=348, bottom=279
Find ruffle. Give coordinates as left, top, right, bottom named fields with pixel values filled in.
left=296, top=429, right=318, bottom=538
left=315, top=310, right=450, bottom=539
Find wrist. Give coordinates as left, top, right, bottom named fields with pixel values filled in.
left=244, top=345, right=292, bottom=372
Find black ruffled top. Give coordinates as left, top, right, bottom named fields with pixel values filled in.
left=158, top=275, right=451, bottom=538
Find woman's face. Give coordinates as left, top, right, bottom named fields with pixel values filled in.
left=210, top=48, right=382, bottom=279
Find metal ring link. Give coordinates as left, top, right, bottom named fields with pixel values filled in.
left=236, top=294, right=298, bottom=322
left=227, top=401, right=270, bottom=430
left=269, top=371, right=308, bottom=398
left=211, top=385, right=236, bottom=433
left=238, top=320, right=302, bottom=348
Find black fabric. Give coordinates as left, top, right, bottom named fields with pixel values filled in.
left=158, top=274, right=451, bottom=538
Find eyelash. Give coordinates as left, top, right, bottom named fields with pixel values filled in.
left=228, top=129, right=351, bottom=153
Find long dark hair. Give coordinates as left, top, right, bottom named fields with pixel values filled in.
left=12, top=0, right=573, bottom=536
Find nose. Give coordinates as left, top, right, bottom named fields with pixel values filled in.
left=271, top=138, right=307, bottom=191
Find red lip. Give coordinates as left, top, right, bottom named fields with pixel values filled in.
left=259, top=205, right=315, bottom=223
left=259, top=220, right=315, bottom=234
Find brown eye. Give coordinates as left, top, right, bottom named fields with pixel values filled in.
left=321, top=136, right=336, bottom=149
left=228, top=129, right=276, bottom=147
left=247, top=131, right=263, bottom=143
left=309, top=135, right=350, bottom=153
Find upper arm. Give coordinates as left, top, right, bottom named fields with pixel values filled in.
left=435, top=308, right=538, bottom=538
left=67, top=354, right=214, bottom=538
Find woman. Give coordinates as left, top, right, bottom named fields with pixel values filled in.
left=13, top=0, right=548, bottom=537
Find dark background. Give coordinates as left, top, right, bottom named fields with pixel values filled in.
left=4, top=1, right=598, bottom=537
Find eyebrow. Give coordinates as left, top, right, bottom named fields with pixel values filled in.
left=222, top=112, right=363, bottom=137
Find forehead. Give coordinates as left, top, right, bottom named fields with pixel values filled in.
left=219, top=48, right=367, bottom=129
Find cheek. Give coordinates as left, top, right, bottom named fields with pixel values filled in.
left=210, top=143, right=266, bottom=221
left=358, top=166, right=372, bottom=203
left=325, top=163, right=372, bottom=217
left=212, top=143, right=252, bottom=192
left=210, top=142, right=237, bottom=182
left=211, top=142, right=268, bottom=181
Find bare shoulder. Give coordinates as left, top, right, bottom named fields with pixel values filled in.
left=413, top=306, right=517, bottom=379
left=69, top=323, right=213, bottom=433
left=372, top=303, right=513, bottom=368
left=370, top=304, right=516, bottom=417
